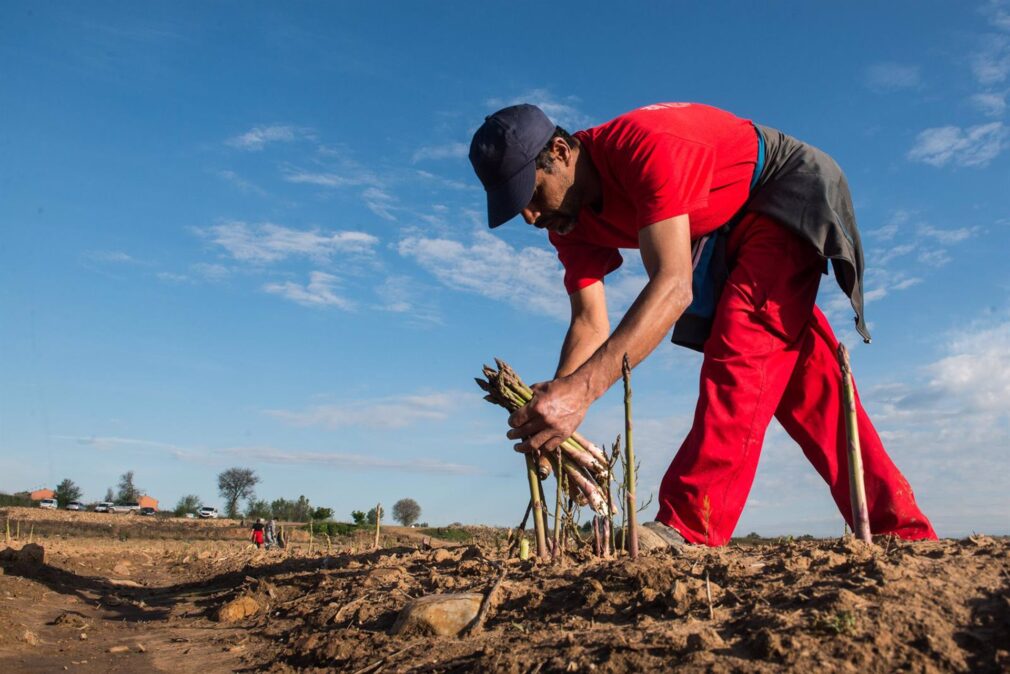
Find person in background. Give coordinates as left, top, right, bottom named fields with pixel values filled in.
left=250, top=518, right=265, bottom=548
left=265, top=518, right=277, bottom=549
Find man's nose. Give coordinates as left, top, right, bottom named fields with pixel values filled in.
left=521, top=206, right=539, bottom=225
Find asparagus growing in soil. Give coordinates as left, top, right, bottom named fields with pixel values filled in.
left=476, top=359, right=613, bottom=514
left=838, top=344, right=872, bottom=543
left=622, top=355, right=640, bottom=559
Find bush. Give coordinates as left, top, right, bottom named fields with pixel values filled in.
left=309, top=521, right=360, bottom=537
left=419, top=527, right=471, bottom=542
left=0, top=492, right=33, bottom=508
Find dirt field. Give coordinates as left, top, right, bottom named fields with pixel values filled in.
left=0, top=507, right=1007, bottom=673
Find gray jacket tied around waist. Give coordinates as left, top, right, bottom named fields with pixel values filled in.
left=749, top=124, right=871, bottom=343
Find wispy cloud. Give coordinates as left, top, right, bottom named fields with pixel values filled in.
left=412, top=142, right=468, bottom=163
left=374, top=275, right=443, bottom=325
left=486, top=89, right=594, bottom=130
left=282, top=169, right=378, bottom=188
left=56, top=435, right=200, bottom=461
left=263, top=271, right=354, bottom=309
left=226, top=124, right=312, bottom=151
left=970, top=91, right=1008, bottom=116
left=908, top=122, right=1007, bottom=167
left=362, top=187, right=398, bottom=221
left=265, top=392, right=461, bottom=429
left=83, top=250, right=139, bottom=264
left=971, top=34, right=1010, bottom=85
left=220, top=446, right=482, bottom=476
left=202, top=221, right=379, bottom=263
left=216, top=169, right=266, bottom=195
left=398, top=229, right=568, bottom=319
left=864, top=62, right=921, bottom=92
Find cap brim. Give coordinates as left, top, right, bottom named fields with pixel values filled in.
left=486, top=161, right=536, bottom=228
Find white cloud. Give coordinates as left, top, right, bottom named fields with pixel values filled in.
left=970, top=91, right=1008, bottom=116
left=412, top=142, right=469, bottom=163
left=220, top=446, right=482, bottom=476
left=265, top=392, right=460, bottom=430
left=864, top=62, right=921, bottom=92
left=362, top=187, right=398, bottom=221
left=981, top=0, right=1010, bottom=31
left=908, top=122, right=1007, bottom=167
left=374, top=275, right=443, bottom=325
left=917, top=223, right=978, bottom=244
left=84, top=250, right=138, bottom=264
left=398, top=229, right=569, bottom=319
left=191, top=262, right=231, bottom=280
left=486, top=89, right=594, bottom=130
left=263, top=271, right=354, bottom=309
left=971, top=34, right=1010, bottom=85
left=226, top=124, right=310, bottom=150
left=56, top=435, right=199, bottom=461
left=202, top=221, right=379, bottom=263
left=283, top=169, right=370, bottom=188
left=216, top=169, right=266, bottom=195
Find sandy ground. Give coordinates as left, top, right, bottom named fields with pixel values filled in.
left=0, top=507, right=1007, bottom=673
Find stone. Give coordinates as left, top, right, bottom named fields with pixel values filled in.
left=20, top=629, right=39, bottom=646
left=685, top=627, right=725, bottom=652
left=113, top=561, right=132, bottom=576
left=215, top=596, right=261, bottom=623
left=390, top=593, right=483, bottom=637
left=431, top=549, right=453, bottom=564
left=108, top=645, right=130, bottom=654
left=17, top=543, right=46, bottom=567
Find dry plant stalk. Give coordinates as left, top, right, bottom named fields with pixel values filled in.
left=477, top=358, right=616, bottom=558
left=622, top=355, right=640, bottom=559
left=373, top=503, right=382, bottom=550
left=838, top=344, right=872, bottom=543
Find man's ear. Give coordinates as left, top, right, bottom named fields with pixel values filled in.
left=552, top=137, right=573, bottom=166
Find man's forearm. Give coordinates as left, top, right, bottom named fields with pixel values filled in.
left=571, top=274, right=691, bottom=402
left=556, top=318, right=608, bottom=378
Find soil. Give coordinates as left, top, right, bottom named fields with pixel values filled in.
left=0, top=507, right=1007, bottom=673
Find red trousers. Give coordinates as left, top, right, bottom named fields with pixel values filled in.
left=656, top=213, right=936, bottom=545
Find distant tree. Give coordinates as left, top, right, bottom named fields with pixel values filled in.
left=217, top=467, right=259, bottom=519
left=173, top=495, right=202, bottom=517
left=270, top=498, right=295, bottom=521
left=104, top=487, right=115, bottom=503
left=116, top=471, right=141, bottom=504
left=392, top=498, right=421, bottom=527
left=311, top=506, right=333, bottom=521
left=292, top=495, right=312, bottom=522
left=351, top=510, right=366, bottom=526
left=54, top=479, right=83, bottom=508
left=366, top=505, right=384, bottom=525
left=246, top=499, right=272, bottom=520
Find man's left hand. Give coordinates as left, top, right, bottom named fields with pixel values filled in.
left=506, top=376, right=591, bottom=453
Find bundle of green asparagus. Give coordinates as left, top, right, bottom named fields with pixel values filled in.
left=476, top=359, right=614, bottom=515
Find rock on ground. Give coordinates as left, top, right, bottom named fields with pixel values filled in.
left=390, top=593, right=483, bottom=637
left=216, top=595, right=261, bottom=623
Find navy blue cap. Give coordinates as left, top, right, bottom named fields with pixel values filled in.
left=469, top=104, right=556, bottom=228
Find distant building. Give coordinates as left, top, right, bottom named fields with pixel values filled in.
left=29, top=489, right=55, bottom=501
left=138, top=495, right=159, bottom=510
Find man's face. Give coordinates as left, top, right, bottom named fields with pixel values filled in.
left=520, top=142, right=581, bottom=235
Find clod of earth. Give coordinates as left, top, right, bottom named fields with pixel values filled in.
left=390, top=593, right=483, bottom=637
left=215, top=595, right=261, bottom=623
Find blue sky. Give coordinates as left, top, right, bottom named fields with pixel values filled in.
left=1, top=2, right=1007, bottom=536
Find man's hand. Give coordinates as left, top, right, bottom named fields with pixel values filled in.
left=505, top=375, right=591, bottom=453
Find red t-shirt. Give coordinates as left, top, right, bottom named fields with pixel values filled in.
left=550, top=103, right=758, bottom=294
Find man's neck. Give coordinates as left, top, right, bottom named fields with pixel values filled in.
left=573, top=145, right=602, bottom=212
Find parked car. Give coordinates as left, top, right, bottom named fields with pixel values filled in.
left=66, top=501, right=84, bottom=511
left=38, top=498, right=58, bottom=509
left=111, top=502, right=141, bottom=514
left=184, top=512, right=196, bottom=519
left=198, top=506, right=219, bottom=519
left=93, top=501, right=114, bottom=513
left=139, top=506, right=157, bottom=516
